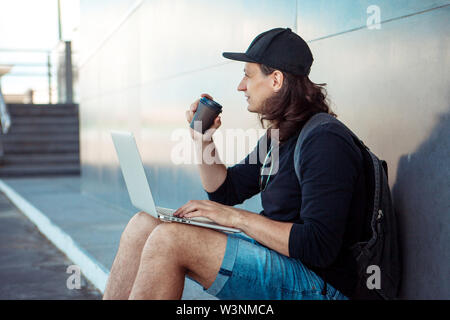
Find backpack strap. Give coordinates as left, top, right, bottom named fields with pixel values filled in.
left=294, top=112, right=383, bottom=251
left=294, top=112, right=370, bottom=185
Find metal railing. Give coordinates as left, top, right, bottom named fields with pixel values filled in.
left=0, top=82, right=11, bottom=134
left=0, top=41, right=74, bottom=104
left=0, top=84, right=11, bottom=160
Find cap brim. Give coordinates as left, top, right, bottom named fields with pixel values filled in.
left=222, top=52, right=258, bottom=63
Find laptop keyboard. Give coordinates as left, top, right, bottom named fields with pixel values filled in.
left=156, top=207, right=213, bottom=223
left=157, top=207, right=194, bottom=221
left=156, top=207, right=176, bottom=216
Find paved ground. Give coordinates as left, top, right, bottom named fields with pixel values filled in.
left=0, top=192, right=102, bottom=300
left=0, top=176, right=217, bottom=300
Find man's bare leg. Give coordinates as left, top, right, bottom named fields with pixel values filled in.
left=128, top=222, right=228, bottom=300
left=103, top=211, right=162, bottom=300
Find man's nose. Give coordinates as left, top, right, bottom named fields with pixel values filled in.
left=237, top=79, right=246, bottom=92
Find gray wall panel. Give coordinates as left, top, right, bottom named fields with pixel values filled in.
left=304, top=5, right=450, bottom=299
left=79, top=0, right=297, bottom=215
left=297, top=0, right=450, bottom=41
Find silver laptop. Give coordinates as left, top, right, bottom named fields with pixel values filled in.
left=110, top=130, right=240, bottom=233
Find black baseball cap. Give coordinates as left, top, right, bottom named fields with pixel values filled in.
left=222, top=27, right=313, bottom=76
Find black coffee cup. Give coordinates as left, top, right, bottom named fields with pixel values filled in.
left=190, top=97, right=223, bottom=134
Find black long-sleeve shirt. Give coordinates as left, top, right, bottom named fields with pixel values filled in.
left=207, top=120, right=367, bottom=298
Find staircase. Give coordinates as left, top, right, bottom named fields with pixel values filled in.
left=0, top=104, right=80, bottom=177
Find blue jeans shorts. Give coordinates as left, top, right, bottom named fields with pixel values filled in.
left=203, top=233, right=349, bottom=300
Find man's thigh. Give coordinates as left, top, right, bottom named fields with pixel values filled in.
left=149, top=222, right=228, bottom=290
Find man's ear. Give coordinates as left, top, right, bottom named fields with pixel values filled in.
left=272, top=70, right=284, bottom=93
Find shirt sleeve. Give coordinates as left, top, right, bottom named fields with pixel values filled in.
left=288, top=124, right=362, bottom=268
left=206, top=136, right=265, bottom=206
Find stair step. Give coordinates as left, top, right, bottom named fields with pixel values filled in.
left=8, top=105, right=78, bottom=117
left=1, top=133, right=79, bottom=143
left=7, top=103, right=77, bottom=108
left=2, top=153, right=79, bottom=164
left=8, top=123, right=79, bottom=134
left=0, top=163, right=80, bottom=177
left=9, top=117, right=79, bottom=126
left=1, top=104, right=81, bottom=177
left=2, top=142, right=79, bottom=153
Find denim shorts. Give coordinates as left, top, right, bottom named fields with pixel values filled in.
left=203, top=233, right=349, bottom=300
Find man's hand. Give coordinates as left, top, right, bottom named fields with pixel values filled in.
left=174, top=200, right=243, bottom=229
left=186, top=93, right=221, bottom=142
left=175, top=199, right=293, bottom=257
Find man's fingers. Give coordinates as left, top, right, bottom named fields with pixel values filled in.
left=190, top=100, right=199, bottom=113
left=176, top=200, right=213, bottom=217
left=189, top=94, right=213, bottom=118
left=185, top=210, right=204, bottom=218
left=201, top=93, right=213, bottom=100
left=185, top=110, right=192, bottom=123
left=174, top=200, right=225, bottom=223
left=186, top=99, right=199, bottom=123
left=187, top=94, right=215, bottom=135
left=175, top=201, right=198, bottom=217
left=211, top=116, right=221, bottom=129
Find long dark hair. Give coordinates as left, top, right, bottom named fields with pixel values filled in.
left=259, top=64, right=336, bottom=143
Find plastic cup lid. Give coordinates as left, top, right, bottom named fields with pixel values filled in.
left=200, top=97, right=222, bottom=111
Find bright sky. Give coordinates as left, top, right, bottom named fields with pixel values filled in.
left=0, top=0, right=58, bottom=49
left=0, top=0, right=79, bottom=96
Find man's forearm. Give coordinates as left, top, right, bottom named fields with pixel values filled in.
left=235, top=209, right=293, bottom=257
left=194, top=139, right=227, bottom=193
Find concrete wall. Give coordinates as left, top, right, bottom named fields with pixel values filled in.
left=297, top=0, right=450, bottom=300
left=79, top=0, right=450, bottom=299
left=78, top=0, right=298, bottom=214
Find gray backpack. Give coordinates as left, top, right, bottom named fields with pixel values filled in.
left=294, top=112, right=401, bottom=300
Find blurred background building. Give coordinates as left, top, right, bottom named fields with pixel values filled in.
left=0, top=0, right=80, bottom=177
left=0, top=0, right=79, bottom=104
left=0, top=0, right=449, bottom=299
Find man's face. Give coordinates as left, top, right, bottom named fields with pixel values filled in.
left=237, top=62, right=280, bottom=113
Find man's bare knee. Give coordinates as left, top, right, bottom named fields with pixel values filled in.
left=131, top=211, right=160, bottom=225
left=140, top=223, right=195, bottom=264
left=120, top=211, right=162, bottom=245
left=142, top=223, right=180, bottom=253
left=141, top=223, right=226, bottom=288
